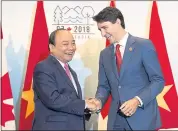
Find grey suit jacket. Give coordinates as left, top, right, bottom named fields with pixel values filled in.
left=96, top=34, right=165, bottom=130
left=32, top=55, right=86, bottom=130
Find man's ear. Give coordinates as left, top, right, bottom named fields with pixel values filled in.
left=116, top=18, right=121, bottom=25
left=49, top=44, right=54, bottom=51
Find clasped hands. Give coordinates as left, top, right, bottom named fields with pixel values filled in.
left=85, top=98, right=101, bottom=114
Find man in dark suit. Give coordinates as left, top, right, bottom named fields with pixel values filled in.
left=89, top=7, right=165, bottom=130
left=32, top=29, right=96, bottom=130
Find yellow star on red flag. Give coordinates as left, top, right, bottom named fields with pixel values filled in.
left=22, top=83, right=34, bottom=118
left=157, top=84, right=173, bottom=112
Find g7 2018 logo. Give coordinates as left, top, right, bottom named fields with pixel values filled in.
left=52, top=6, right=95, bottom=39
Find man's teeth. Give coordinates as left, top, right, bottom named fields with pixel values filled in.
left=66, top=53, right=73, bottom=55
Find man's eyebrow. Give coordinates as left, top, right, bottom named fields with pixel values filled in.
left=98, top=25, right=107, bottom=30
left=62, top=40, right=75, bottom=43
left=62, top=41, right=69, bottom=43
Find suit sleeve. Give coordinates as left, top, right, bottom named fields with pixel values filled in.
left=33, top=64, right=85, bottom=116
left=95, top=51, right=111, bottom=108
left=137, top=40, right=165, bottom=108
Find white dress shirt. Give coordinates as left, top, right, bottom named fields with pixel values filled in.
left=114, top=32, right=143, bottom=107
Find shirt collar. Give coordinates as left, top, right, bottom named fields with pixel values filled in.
left=114, top=32, right=129, bottom=47
left=50, top=54, right=66, bottom=69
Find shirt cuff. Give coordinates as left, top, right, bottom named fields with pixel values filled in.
left=135, top=96, right=143, bottom=107
left=85, top=102, right=88, bottom=109
left=95, top=98, right=102, bottom=109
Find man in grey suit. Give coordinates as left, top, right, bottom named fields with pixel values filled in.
left=32, top=29, right=96, bottom=130
left=89, top=7, right=165, bottom=130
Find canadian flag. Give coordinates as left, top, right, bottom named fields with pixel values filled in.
left=1, top=28, right=16, bottom=130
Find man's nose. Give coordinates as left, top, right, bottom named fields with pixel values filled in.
left=101, top=30, right=106, bottom=37
left=68, top=44, right=75, bottom=50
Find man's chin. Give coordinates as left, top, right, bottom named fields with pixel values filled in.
left=66, top=57, right=73, bottom=62
left=108, top=39, right=114, bottom=44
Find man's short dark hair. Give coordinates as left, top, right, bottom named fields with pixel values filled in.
left=93, top=7, right=125, bottom=29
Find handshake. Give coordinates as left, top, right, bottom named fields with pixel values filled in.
left=85, top=98, right=102, bottom=114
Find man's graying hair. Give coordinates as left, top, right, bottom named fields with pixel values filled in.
left=93, top=7, right=125, bottom=29
left=49, top=28, right=66, bottom=46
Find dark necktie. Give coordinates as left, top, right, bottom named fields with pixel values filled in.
left=116, top=44, right=124, bottom=113
left=115, top=44, right=122, bottom=72
left=64, top=63, right=72, bottom=80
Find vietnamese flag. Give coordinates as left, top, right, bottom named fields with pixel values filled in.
left=18, top=1, right=49, bottom=130
left=149, top=1, right=178, bottom=129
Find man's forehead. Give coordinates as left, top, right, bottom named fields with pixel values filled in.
left=56, top=30, right=69, bottom=35
left=98, top=21, right=111, bottom=27
left=56, top=30, right=73, bottom=39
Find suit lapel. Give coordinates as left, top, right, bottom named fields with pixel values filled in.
left=69, top=66, right=82, bottom=99
left=119, top=34, right=136, bottom=79
left=49, top=55, right=78, bottom=96
left=109, top=44, right=120, bottom=81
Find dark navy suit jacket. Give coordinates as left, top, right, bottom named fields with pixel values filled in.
left=32, top=55, right=87, bottom=130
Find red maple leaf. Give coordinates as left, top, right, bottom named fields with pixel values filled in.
left=67, top=27, right=72, bottom=31
left=1, top=73, right=15, bottom=126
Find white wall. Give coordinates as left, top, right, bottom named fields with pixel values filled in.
left=2, top=1, right=178, bottom=129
